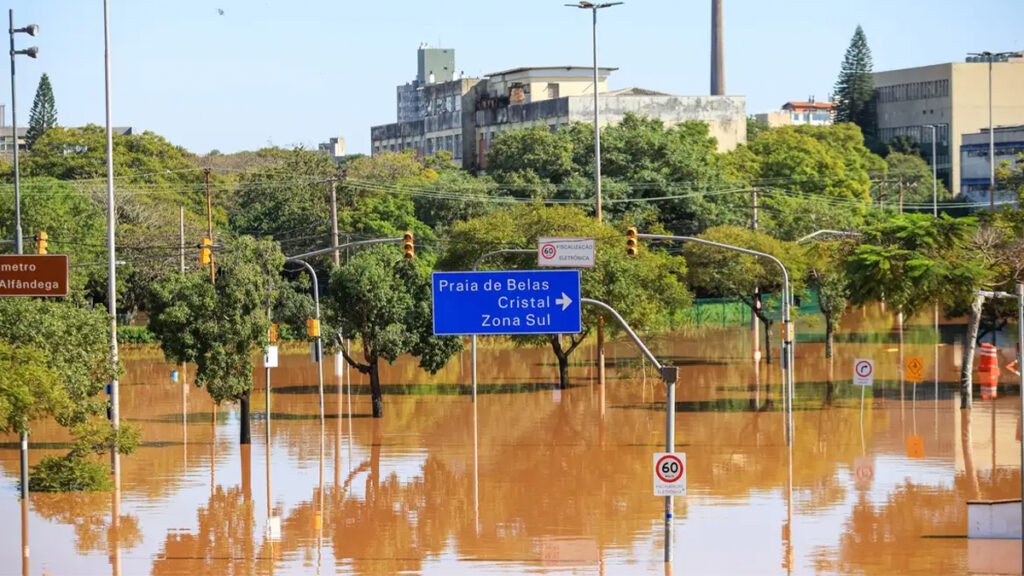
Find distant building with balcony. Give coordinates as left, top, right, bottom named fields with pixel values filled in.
left=371, top=47, right=747, bottom=170
left=755, top=99, right=835, bottom=128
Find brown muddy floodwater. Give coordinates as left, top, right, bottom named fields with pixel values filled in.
left=1, top=307, right=1022, bottom=575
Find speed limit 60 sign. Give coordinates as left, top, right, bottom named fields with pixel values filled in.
left=653, top=452, right=686, bottom=496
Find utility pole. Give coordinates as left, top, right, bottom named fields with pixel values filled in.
left=898, top=176, right=904, bottom=215
left=204, top=168, right=216, bottom=284
left=751, top=188, right=760, bottom=361
left=329, top=175, right=341, bottom=268
left=102, top=0, right=120, bottom=485
left=179, top=206, right=185, bottom=274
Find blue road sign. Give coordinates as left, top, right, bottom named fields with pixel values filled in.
left=432, top=270, right=582, bottom=335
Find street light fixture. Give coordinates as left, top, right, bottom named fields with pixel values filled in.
left=565, top=1, right=623, bottom=222
left=8, top=9, right=38, bottom=502
left=967, top=51, right=1023, bottom=211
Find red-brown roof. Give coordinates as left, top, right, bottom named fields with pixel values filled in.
left=783, top=101, right=835, bottom=111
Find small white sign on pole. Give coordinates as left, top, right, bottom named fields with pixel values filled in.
left=334, top=352, right=345, bottom=377
left=263, top=345, right=279, bottom=368
left=653, top=452, right=686, bottom=496
left=537, top=237, right=595, bottom=268
left=853, top=358, right=874, bottom=386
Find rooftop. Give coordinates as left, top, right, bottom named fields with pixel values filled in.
left=485, top=65, right=618, bottom=78
left=783, top=101, right=835, bottom=111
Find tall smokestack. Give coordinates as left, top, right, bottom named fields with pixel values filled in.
left=711, top=0, right=725, bottom=95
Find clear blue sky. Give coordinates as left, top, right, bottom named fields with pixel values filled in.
left=9, top=0, right=1024, bottom=155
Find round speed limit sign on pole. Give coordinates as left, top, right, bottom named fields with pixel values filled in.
left=653, top=453, right=686, bottom=496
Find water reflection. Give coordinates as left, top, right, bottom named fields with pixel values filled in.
left=1, top=306, right=1022, bottom=574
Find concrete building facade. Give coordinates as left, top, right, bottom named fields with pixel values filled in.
left=873, top=55, right=1024, bottom=196
left=960, top=125, right=1024, bottom=204
left=371, top=50, right=747, bottom=170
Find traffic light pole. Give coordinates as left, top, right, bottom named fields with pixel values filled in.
left=285, top=258, right=324, bottom=426
left=580, top=297, right=677, bottom=564
left=637, top=233, right=795, bottom=446
left=471, top=249, right=538, bottom=402
left=286, top=236, right=403, bottom=261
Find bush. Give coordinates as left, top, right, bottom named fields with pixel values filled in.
left=28, top=454, right=112, bottom=492
left=117, top=325, right=156, bottom=344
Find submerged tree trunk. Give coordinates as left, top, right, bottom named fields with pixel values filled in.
left=961, top=294, right=985, bottom=409
left=548, top=333, right=586, bottom=390
left=239, top=389, right=251, bottom=445
left=369, top=357, right=383, bottom=418
left=824, top=312, right=835, bottom=359
left=761, top=317, right=774, bottom=365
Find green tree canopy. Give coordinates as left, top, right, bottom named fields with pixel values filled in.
left=724, top=123, right=883, bottom=240
left=684, top=226, right=807, bottom=363
left=148, top=236, right=286, bottom=444
left=847, top=214, right=988, bottom=317
left=884, top=152, right=951, bottom=207
left=325, top=245, right=462, bottom=417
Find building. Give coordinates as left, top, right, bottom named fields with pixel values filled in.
left=318, top=137, right=346, bottom=165
left=873, top=53, right=1024, bottom=196
left=960, top=125, right=1024, bottom=203
left=467, top=68, right=746, bottom=169
left=755, top=99, right=835, bottom=128
left=372, top=45, right=479, bottom=164
left=371, top=48, right=747, bottom=170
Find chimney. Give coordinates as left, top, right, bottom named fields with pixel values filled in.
left=710, top=0, right=725, bottom=95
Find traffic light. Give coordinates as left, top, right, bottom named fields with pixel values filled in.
left=269, top=324, right=279, bottom=344
left=36, top=231, right=47, bottom=254
left=626, top=227, right=638, bottom=257
left=200, top=237, right=212, bottom=265
left=402, top=230, right=415, bottom=260
left=306, top=319, right=320, bottom=338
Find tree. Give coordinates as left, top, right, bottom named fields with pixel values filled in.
left=231, top=148, right=338, bottom=258
left=26, top=73, right=57, bottom=148
left=888, top=136, right=918, bottom=156
left=0, top=298, right=138, bottom=491
left=834, top=25, right=877, bottom=136
left=684, top=226, right=807, bottom=364
left=723, top=124, right=884, bottom=240
left=148, top=236, right=285, bottom=444
left=325, top=245, right=462, bottom=417
left=804, top=241, right=855, bottom=358
left=846, top=214, right=987, bottom=319
left=884, top=153, right=951, bottom=207
left=439, top=205, right=690, bottom=389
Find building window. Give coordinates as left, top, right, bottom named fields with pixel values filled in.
left=793, top=113, right=800, bottom=121
left=454, top=135, right=462, bottom=159
left=547, top=83, right=560, bottom=99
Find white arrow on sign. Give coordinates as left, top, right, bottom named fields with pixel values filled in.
left=555, top=292, right=573, bottom=311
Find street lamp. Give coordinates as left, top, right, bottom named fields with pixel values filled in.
left=8, top=9, right=38, bottom=503
left=967, top=51, right=1023, bottom=211
left=8, top=11, right=38, bottom=258
left=565, top=1, right=623, bottom=222
left=924, top=124, right=938, bottom=217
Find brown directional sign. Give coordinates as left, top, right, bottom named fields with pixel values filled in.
left=905, top=356, right=924, bottom=383
left=0, top=255, right=69, bottom=297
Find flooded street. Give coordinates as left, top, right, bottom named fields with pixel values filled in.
left=2, top=307, right=1022, bottom=575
